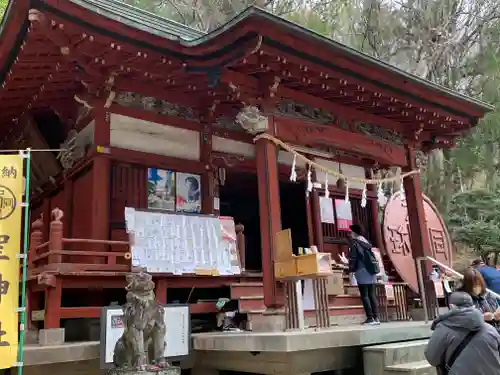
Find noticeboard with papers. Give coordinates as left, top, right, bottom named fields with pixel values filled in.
left=124, top=207, right=241, bottom=275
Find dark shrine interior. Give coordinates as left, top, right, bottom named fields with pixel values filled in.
left=219, top=171, right=309, bottom=271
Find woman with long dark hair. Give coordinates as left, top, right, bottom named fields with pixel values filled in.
left=459, top=267, right=500, bottom=329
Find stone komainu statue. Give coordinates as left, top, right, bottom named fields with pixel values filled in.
left=113, top=272, right=167, bottom=370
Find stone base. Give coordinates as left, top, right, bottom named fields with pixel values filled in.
left=108, top=366, right=181, bottom=375
left=39, top=328, right=65, bottom=346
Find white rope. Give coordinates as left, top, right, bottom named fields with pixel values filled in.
left=254, top=133, right=419, bottom=184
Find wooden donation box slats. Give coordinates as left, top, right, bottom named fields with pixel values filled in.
left=124, top=207, right=241, bottom=275
left=274, top=229, right=332, bottom=280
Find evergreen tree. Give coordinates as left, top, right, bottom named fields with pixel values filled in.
left=448, top=189, right=500, bottom=260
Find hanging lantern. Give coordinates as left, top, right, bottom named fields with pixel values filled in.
left=289, top=154, right=297, bottom=182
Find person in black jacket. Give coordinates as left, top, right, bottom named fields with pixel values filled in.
left=347, top=224, right=380, bottom=325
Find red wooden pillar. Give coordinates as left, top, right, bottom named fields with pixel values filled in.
left=91, top=108, right=111, bottom=255
left=403, top=145, right=436, bottom=317
left=305, top=194, right=315, bottom=246
left=370, top=199, right=384, bottom=250
left=44, top=277, right=62, bottom=329
left=256, top=118, right=282, bottom=309
left=200, top=123, right=215, bottom=215
left=156, top=279, right=168, bottom=304
left=403, top=146, right=430, bottom=259
left=28, top=218, right=43, bottom=329
left=27, top=289, right=41, bottom=330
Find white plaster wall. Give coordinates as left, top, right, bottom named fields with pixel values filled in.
left=211, top=138, right=308, bottom=170
left=278, top=150, right=307, bottom=167
left=213, top=136, right=255, bottom=157
left=109, top=114, right=200, bottom=160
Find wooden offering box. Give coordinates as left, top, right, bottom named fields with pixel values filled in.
left=274, top=259, right=297, bottom=279
left=295, top=253, right=333, bottom=278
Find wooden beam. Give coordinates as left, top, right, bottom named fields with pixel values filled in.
left=274, top=116, right=407, bottom=166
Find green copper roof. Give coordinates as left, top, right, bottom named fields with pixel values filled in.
left=70, top=0, right=204, bottom=41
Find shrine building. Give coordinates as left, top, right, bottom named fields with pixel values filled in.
left=0, top=0, right=493, bottom=373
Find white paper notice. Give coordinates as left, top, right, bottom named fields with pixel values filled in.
left=124, top=207, right=241, bottom=275
left=319, top=196, right=335, bottom=224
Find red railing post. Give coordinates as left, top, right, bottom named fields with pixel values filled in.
left=49, top=208, right=64, bottom=264
left=29, top=216, right=43, bottom=263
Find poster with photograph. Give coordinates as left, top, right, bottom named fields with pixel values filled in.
left=176, top=173, right=201, bottom=213
left=148, top=168, right=176, bottom=211
left=334, top=199, right=353, bottom=231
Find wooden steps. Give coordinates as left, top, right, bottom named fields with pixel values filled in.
left=237, top=294, right=364, bottom=312
left=229, top=274, right=408, bottom=327
left=230, top=281, right=367, bottom=320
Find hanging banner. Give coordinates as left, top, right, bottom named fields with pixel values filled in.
left=0, top=155, right=24, bottom=369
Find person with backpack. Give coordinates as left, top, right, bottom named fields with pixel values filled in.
left=346, top=224, right=380, bottom=325
left=425, top=292, right=500, bottom=375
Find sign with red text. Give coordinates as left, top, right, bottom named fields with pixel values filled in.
left=334, top=199, right=353, bottom=231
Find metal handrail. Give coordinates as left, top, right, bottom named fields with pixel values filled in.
left=417, top=255, right=500, bottom=323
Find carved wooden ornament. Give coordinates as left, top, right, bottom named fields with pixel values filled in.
left=382, top=191, right=452, bottom=292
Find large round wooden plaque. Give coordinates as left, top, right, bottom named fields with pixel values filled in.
left=382, top=192, right=452, bottom=292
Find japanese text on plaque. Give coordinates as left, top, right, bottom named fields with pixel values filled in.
left=0, top=156, right=24, bottom=369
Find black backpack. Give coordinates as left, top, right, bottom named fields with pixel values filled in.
left=359, top=243, right=380, bottom=275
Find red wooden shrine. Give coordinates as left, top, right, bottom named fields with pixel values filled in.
left=0, top=1, right=491, bottom=331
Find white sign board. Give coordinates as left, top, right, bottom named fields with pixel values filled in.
left=100, top=304, right=190, bottom=368
left=124, top=207, right=241, bottom=275
left=319, top=196, right=335, bottom=224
